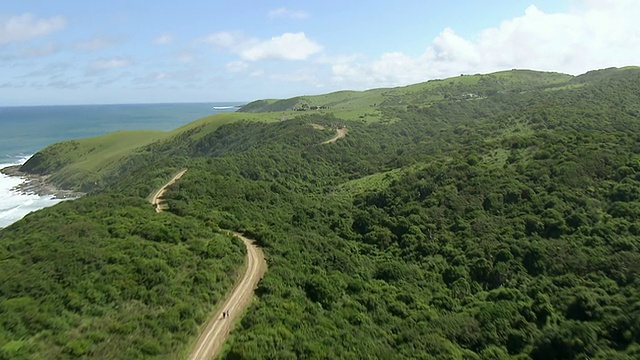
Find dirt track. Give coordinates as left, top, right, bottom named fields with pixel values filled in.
left=151, top=169, right=187, bottom=212
left=150, top=170, right=267, bottom=360
left=321, top=127, right=347, bottom=144
left=187, top=233, right=266, bottom=360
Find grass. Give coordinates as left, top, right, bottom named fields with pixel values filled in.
left=242, top=69, right=576, bottom=114
left=33, top=112, right=279, bottom=191
left=42, top=130, right=169, bottom=190
left=169, top=112, right=279, bottom=140
left=67, top=130, right=168, bottom=170
left=28, top=67, right=633, bottom=192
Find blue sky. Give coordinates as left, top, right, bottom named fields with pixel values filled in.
left=1, top=0, right=638, bottom=105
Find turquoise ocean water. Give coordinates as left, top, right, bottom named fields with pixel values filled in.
left=0, top=102, right=242, bottom=228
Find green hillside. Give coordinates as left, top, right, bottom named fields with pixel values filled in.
left=20, top=68, right=582, bottom=193
left=3, top=67, right=640, bottom=359
left=0, top=195, right=245, bottom=359
left=20, top=130, right=168, bottom=191
left=20, top=112, right=281, bottom=192
left=239, top=69, right=573, bottom=113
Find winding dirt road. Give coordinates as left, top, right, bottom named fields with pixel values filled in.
left=321, top=127, right=347, bottom=144
left=188, top=233, right=266, bottom=360
left=150, top=170, right=267, bottom=360
left=151, top=169, right=188, bottom=212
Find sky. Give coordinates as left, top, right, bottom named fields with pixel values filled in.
left=1, top=0, right=639, bottom=106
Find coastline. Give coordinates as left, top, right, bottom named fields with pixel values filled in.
left=0, top=165, right=85, bottom=199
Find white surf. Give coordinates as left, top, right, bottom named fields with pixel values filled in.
left=0, top=158, right=67, bottom=229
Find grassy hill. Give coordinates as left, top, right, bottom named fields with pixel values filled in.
left=19, top=68, right=585, bottom=192
left=239, top=69, right=574, bottom=113
left=20, top=130, right=168, bottom=191
left=4, top=66, right=640, bottom=359
left=19, top=112, right=282, bottom=191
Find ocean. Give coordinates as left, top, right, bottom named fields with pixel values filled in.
left=0, top=102, right=242, bottom=228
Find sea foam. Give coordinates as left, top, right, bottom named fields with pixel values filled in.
left=0, top=159, right=66, bottom=228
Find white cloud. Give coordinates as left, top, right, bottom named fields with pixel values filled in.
left=74, top=37, right=117, bottom=52
left=226, top=60, right=248, bottom=72
left=89, top=57, right=132, bottom=71
left=203, top=31, right=245, bottom=49
left=239, top=32, right=322, bottom=61
left=267, top=8, right=309, bottom=20
left=154, top=33, right=175, bottom=45
left=329, top=1, right=640, bottom=88
left=0, top=13, right=66, bottom=45
left=204, top=31, right=322, bottom=62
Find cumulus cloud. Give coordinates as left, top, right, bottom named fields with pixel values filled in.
left=268, top=8, right=309, bottom=20
left=239, top=33, right=322, bottom=61
left=0, top=13, right=66, bottom=45
left=204, top=31, right=322, bottom=61
left=154, top=33, right=175, bottom=45
left=329, top=1, right=640, bottom=88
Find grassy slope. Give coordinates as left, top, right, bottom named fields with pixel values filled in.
left=20, top=112, right=279, bottom=191
left=46, top=130, right=167, bottom=191
left=18, top=67, right=630, bottom=193
left=169, top=112, right=282, bottom=139
left=239, top=69, right=574, bottom=113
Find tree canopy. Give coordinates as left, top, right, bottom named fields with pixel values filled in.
left=3, top=67, right=640, bottom=359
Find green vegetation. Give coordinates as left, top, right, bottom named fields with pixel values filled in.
left=20, top=130, right=167, bottom=191
left=20, top=112, right=280, bottom=192
left=0, top=196, right=244, bottom=359
left=3, top=67, right=640, bottom=359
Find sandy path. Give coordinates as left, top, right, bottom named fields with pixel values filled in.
left=321, top=127, right=347, bottom=144
left=150, top=169, right=267, bottom=360
left=151, top=169, right=188, bottom=212
left=187, top=233, right=266, bottom=360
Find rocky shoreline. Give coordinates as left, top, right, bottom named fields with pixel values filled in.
left=1, top=165, right=85, bottom=199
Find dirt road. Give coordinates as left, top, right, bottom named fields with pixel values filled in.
left=187, top=233, right=266, bottom=360
left=150, top=170, right=267, bottom=360
left=151, top=169, right=188, bottom=212
left=321, top=127, right=347, bottom=144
